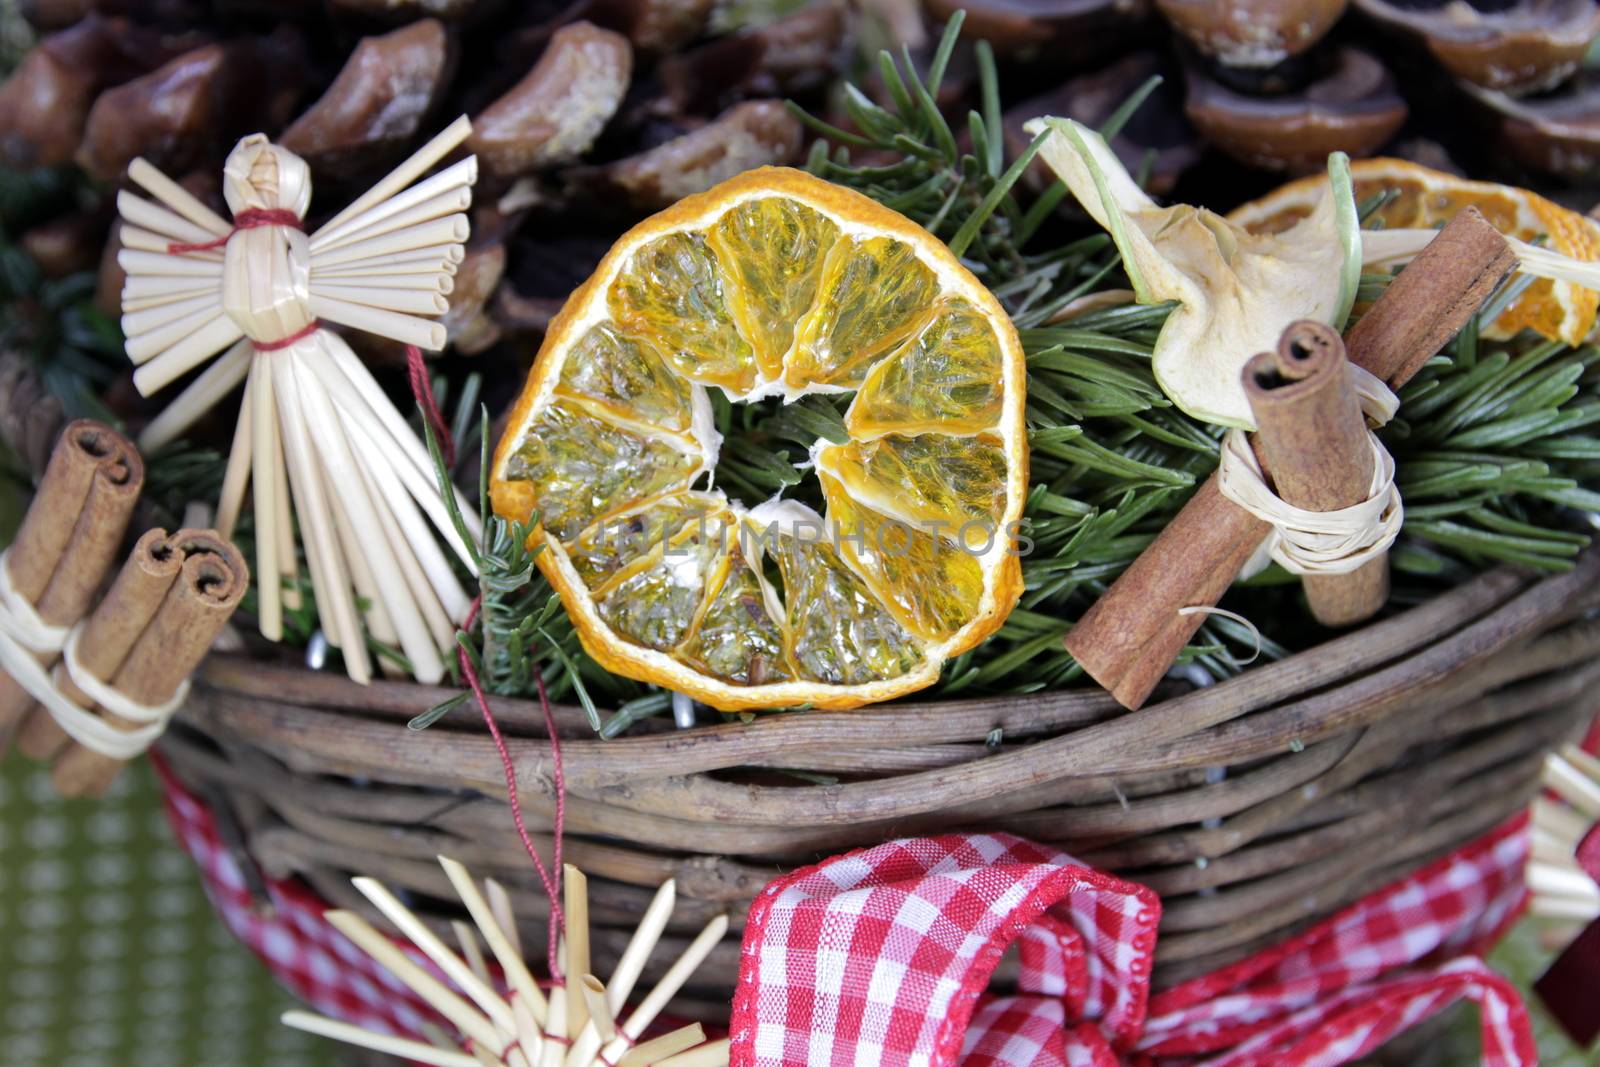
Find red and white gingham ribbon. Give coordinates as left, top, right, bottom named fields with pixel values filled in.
left=728, top=824, right=1535, bottom=1067
left=151, top=755, right=1536, bottom=1067
left=730, top=834, right=1158, bottom=1067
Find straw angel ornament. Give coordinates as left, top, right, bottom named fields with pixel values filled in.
left=115, top=118, right=483, bottom=686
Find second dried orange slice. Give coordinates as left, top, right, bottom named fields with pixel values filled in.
left=1228, top=157, right=1600, bottom=345
left=491, top=167, right=1028, bottom=710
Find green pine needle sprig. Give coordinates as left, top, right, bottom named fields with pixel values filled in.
left=412, top=381, right=649, bottom=734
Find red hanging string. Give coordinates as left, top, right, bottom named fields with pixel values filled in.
left=406, top=344, right=456, bottom=469
left=459, top=596, right=568, bottom=979
left=408, top=364, right=565, bottom=979
left=165, top=207, right=304, bottom=254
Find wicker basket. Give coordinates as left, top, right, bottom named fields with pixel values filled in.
left=156, top=550, right=1600, bottom=1019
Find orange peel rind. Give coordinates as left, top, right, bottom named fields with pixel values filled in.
left=491, top=167, right=1028, bottom=711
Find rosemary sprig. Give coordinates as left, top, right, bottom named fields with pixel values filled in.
left=796, top=19, right=1257, bottom=687
left=413, top=392, right=644, bottom=732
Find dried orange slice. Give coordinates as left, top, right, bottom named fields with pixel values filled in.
left=1228, top=157, right=1600, bottom=345
left=490, top=167, right=1028, bottom=711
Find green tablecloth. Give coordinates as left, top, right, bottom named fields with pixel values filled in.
left=0, top=752, right=339, bottom=1067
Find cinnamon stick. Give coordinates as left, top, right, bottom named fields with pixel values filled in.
left=50, top=528, right=248, bottom=797
left=1244, top=321, right=1389, bottom=626
left=1067, top=207, right=1518, bottom=710
left=17, top=528, right=184, bottom=775
left=0, top=420, right=143, bottom=750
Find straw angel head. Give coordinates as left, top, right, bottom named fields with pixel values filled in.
left=115, top=119, right=483, bottom=685
left=218, top=136, right=316, bottom=350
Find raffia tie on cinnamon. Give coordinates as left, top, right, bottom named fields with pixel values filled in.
left=1063, top=207, right=1519, bottom=711
left=1219, top=361, right=1402, bottom=580
left=0, top=420, right=142, bottom=755
left=0, top=558, right=178, bottom=760
left=0, top=527, right=248, bottom=797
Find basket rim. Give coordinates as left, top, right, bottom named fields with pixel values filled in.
left=178, top=551, right=1600, bottom=828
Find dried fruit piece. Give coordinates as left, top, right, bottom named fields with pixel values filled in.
left=818, top=433, right=1010, bottom=551
left=610, top=230, right=758, bottom=394
left=786, top=236, right=939, bottom=389
left=502, top=401, right=701, bottom=541
left=1229, top=156, right=1600, bottom=346
left=492, top=167, right=1027, bottom=710
left=820, top=474, right=984, bottom=641
left=707, top=195, right=839, bottom=378
left=566, top=492, right=720, bottom=586
left=678, top=540, right=792, bottom=685
left=596, top=513, right=728, bottom=651
left=557, top=322, right=697, bottom=432
left=846, top=299, right=1005, bottom=437
left=769, top=517, right=924, bottom=687
left=1031, top=116, right=1360, bottom=428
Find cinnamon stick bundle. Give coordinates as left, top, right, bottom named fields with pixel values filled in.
left=0, top=420, right=143, bottom=752
left=1244, top=321, right=1390, bottom=626
left=1064, top=207, right=1519, bottom=710
left=50, top=528, right=248, bottom=797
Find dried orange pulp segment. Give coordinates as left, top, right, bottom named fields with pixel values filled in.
left=490, top=167, right=1028, bottom=711
left=1227, top=157, right=1600, bottom=346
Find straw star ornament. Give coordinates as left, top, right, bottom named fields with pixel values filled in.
left=281, top=858, right=731, bottom=1067
left=115, top=117, right=484, bottom=685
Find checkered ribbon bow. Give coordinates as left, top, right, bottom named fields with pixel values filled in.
left=729, top=827, right=1537, bottom=1067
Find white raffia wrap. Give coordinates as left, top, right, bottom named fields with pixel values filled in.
left=0, top=550, right=187, bottom=759
left=1220, top=365, right=1404, bottom=580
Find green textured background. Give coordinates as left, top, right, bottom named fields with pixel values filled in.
left=0, top=753, right=340, bottom=1067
